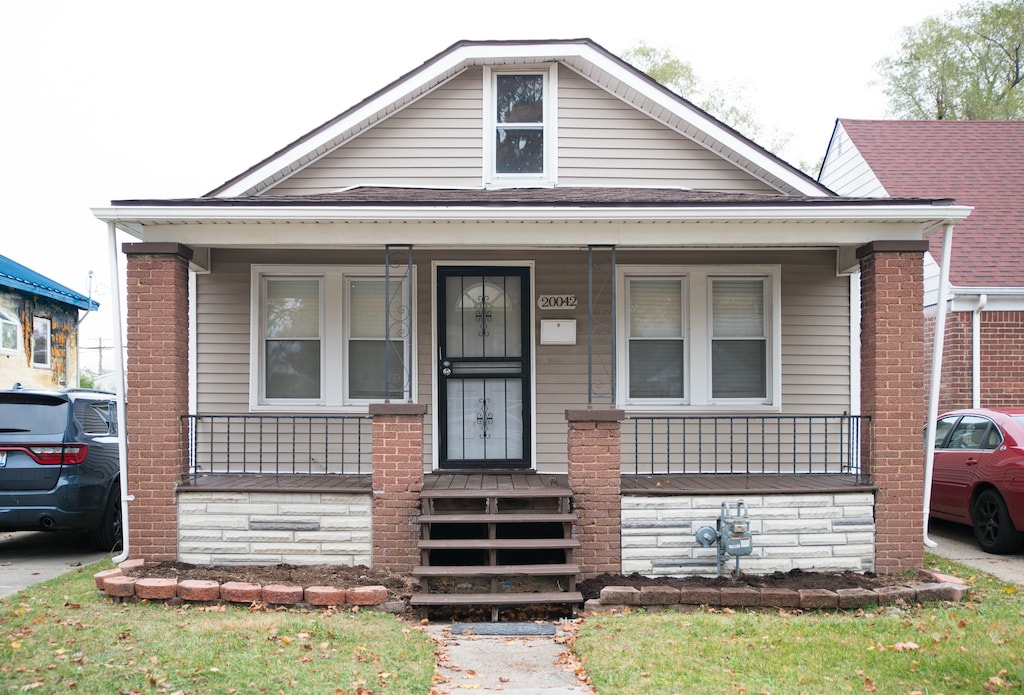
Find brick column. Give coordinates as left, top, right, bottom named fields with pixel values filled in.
left=122, top=242, right=193, bottom=561
left=858, top=241, right=929, bottom=574
left=369, top=403, right=426, bottom=573
left=566, top=409, right=624, bottom=579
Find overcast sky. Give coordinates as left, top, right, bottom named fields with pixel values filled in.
left=1, top=0, right=966, bottom=370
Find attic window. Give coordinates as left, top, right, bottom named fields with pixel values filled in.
left=486, top=66, right=556, bottom=186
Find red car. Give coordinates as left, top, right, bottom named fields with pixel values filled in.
left=930, top=408, right=1024, bottom=553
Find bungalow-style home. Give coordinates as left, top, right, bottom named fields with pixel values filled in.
left=93, top=40, right=969, bottom=612
left=819, top=120, right=1024, bottom=413
left=0, top=254, right=98, bottom=390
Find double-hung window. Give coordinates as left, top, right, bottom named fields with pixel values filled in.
left=619, top=266, right=779, bottom=409
left=251, top=266, right=413, bottom=410
left=485, top=66, right=555, bottom=185
left=0, top=310, right=18, bottom=353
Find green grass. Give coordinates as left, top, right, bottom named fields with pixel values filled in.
left=0, top=560, right=435, bottom=694
left=574, top=554, right=1024, bottom=694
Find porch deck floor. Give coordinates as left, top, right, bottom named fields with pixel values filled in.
left=621, top=473, right=875, bottom=495
left=176, top=472, right=873, bottom=495
left=177, top=473, right=372, bottom=493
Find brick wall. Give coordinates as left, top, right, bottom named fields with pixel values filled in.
left=177, top=490, right=372, bottom=565
left=123, top=243, right=193, bottom=561
left=369, top=403, right=426, bottom=574
left=622, top=492, right=875, bottom=575
left=858, top=241, right=927, bottom=573
left=566, top=410, right=624, bottom=578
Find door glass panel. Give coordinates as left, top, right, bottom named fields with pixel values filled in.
left=446, top=378, right=523, bottom=461
left=445, top=275, right=522, bottom=359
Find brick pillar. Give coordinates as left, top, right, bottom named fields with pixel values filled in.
left=123, top=242, right=193, bottom=561
left=369, top=403, right=426, bottom=573
left=858, top=240, right=929, bottom=574
left=566, top=409, right=624, bottom=579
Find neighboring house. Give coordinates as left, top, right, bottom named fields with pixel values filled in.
left=0, top=254, right=98, bottom=390
left=819, top=120, right=1024, bottom=413
left=93, top=40, right=969, bottom=611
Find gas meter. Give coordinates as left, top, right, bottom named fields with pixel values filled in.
left=695, top=500, right=753, bottom=577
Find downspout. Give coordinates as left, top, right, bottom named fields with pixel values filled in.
left=923, top=222, right=955, bottom=549
left=107, top=222, right=132, bottom=563
left=972, top=294, right=987, bottom=409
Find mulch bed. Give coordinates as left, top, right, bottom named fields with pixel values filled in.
left=121, top=562, right=924, bottom=602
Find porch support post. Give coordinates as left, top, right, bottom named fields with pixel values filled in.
left=369, top=403, right=426, bottom=573
left=566, top=409, right=625, bottom=579
left=857, top=240, right=929, bottom=573
left=122, top=242, right=194, bottom=561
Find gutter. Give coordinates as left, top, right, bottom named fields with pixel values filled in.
left=973, top=294, right=988, bottom=409
left=922, top=222, right=955, bottom=550
left=106, top=222, right=132, bottom=563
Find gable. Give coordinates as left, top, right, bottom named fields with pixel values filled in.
left=211, top=40, right=826, bottom=198
left=269, top=64, right=777, bottom=195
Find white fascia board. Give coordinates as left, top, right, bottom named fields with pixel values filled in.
left=91, top=203, right=973, bottom=225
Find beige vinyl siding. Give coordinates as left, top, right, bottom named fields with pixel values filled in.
left=265, top=64, right=779, bottom=195
left=194, top=246, right=850, bottom=472
left=557, top=69, right=777, bottom=192
left=268, top=69, right=486, bottom=193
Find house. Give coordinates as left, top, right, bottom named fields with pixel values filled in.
left=0, top=254, right=98, bottom=390
left=93, top=40, right=969, bottom=610
left=819, top=120, right=1024, bottom=413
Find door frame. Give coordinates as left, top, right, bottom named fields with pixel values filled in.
left=431, top=260, right=536, bottom=470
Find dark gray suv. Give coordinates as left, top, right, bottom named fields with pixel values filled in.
left=0, top=388, right=122, bottom=551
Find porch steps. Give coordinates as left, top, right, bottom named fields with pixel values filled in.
left=410, top=474, right=583, bottom=620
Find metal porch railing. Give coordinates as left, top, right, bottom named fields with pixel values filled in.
left=622, top=414, right=870, bottom=477
left=183, top=414, right=372, bottom=480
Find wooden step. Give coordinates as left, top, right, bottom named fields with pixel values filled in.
left=418, top=512, right=577, bottom=524
left=409, top=591, right=584, bottom=606
left=418, top=538, right=580, bottom=550
left=419, top=487, right=572, bottom=499
left=413, top=563, right=580, bottom=577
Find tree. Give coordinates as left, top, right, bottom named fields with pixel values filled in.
left=621, top=43, right=794, bottom=165
left=878, top=0, right=1024, bottom=119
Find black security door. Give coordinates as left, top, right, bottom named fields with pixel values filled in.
left=437, top=267, right=530, bottom=468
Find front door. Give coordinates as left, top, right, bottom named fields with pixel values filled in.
left=438, top=267, right=531, bottom=469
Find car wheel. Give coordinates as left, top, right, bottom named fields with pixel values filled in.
left=89, top=486, right=123, bottom=552
left=971, top=489, right=1024, bottom=554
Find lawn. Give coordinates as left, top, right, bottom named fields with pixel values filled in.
left=574, top=553, right=1024, bottom=694
left=0, top=560, right=436, bottom=694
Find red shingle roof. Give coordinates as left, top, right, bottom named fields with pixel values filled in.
left=839, top=119, right=1024, bottom=287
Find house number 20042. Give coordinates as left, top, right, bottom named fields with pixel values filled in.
left=537, top=295, right=577, bottom=309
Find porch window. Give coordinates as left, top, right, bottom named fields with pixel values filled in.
left=32, top=316, right=50, bottom=368
left=619, top=266, right=779, bottom=410
left=0, top=310, right=17, bottom=352
left=485, top=66, right=555, bottom=185
left=251, top=266, right=413, bottom=410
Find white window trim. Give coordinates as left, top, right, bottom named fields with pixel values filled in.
left=482, top=64, right=558, bottom=188
left=0, top=309, right=19, bottom=354
left=616, top=265, right=781, bottom=412
left=249, top=265, right=416, bottom=412
left=32, top=316, right=51, bottom=368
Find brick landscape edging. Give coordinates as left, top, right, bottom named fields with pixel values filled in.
left=583, top=569, right=969, bottom=613
left=93, top=562, right=395, bottom=610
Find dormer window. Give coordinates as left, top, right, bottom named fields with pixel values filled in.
left=485, top=66, right=556, bottom=186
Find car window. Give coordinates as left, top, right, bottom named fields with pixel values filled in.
left=74, top=400, right=112, bottom=436
left=945, top=415, right=996, bottom=450
left=932, top=416, right=959, bottom=448
left=0, top=395, right=69, bottom=435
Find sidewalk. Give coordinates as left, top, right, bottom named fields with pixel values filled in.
left=427, top=621, right=596, bottom=694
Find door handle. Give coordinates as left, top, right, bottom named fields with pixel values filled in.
left=441, top=360, right=452, bottom=377
left=966, top=458, right=979, bottom=466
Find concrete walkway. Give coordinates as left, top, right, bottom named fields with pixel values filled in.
left=0, top=531, right=109, bottom=598
left=427, top=621, right=596, bottom=694
left=927, top=518, right=1024, bottom=585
